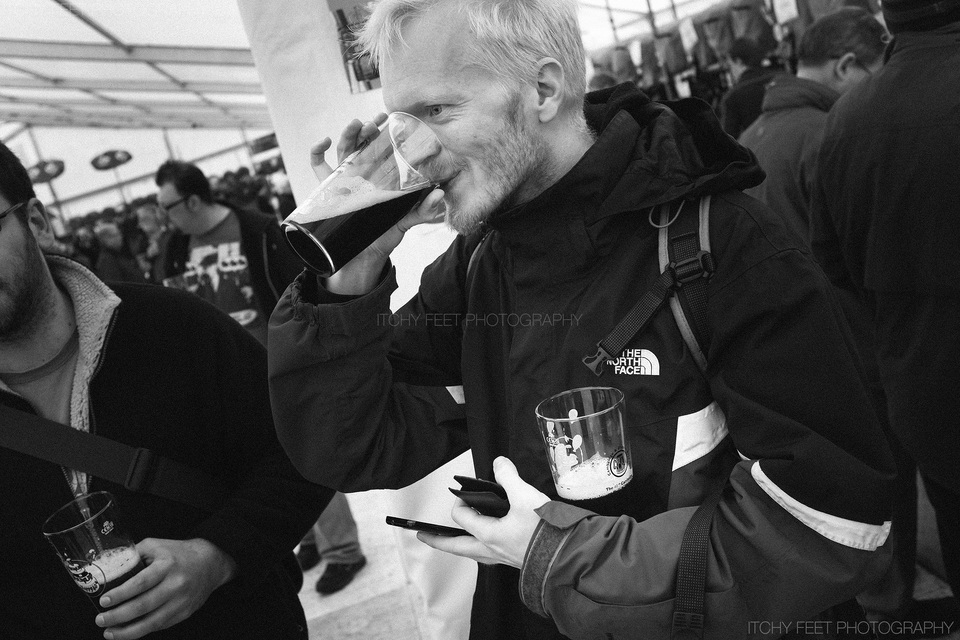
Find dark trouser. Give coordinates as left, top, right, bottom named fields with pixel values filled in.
left=920, top=474, right=960, bottom=598
left=873, top=291, right=960, bottom=606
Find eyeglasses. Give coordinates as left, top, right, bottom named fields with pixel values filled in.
left=157, top=196, right=188, bottom=213
left=0, top=201, right=25, bottom=230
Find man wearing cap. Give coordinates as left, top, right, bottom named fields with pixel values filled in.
left=811, top=0, right=960, bottom=610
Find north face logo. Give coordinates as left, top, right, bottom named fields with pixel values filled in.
left=606, top=349, right=660, bottom=375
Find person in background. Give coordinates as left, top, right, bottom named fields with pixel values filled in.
left=154, top=160, right=301, bottom=346
left=0, top=140, right=332, bottom=640
left=811, top=0, right=960, bottom=626
left=587, top=72, right=617, bottom=92
left=71, top=225, right=100, bottom=271
left=267, top=0, right=896, bottom=637
left=742, top=9, right=934, bottom=626
left=134, top=201, right=173, bottom=284
left=609, top=45, right=640, bottom=86
left=92, top=219, right=148, bottom=284
left=738, top=8, right=886, bottom=244
left=719, top=37, right=783, bottom=138
left=154, top=159, right=369, bottom=595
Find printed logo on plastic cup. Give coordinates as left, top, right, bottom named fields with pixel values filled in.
left=65, top=558, right=105, bottom=596
left=608, top=448, right=629, bottom=478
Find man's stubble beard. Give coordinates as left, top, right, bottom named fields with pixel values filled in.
left=445, top=93, right=551, bottom=236
left=0, top=234, right=55, bottom=344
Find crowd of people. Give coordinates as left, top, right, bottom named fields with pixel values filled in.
left=2, top=0, right=958, bottom=638
left=48, top=166, right=295, bottom=287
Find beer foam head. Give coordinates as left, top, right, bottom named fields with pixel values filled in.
left=94, top=545, right=141, bottom=582
left=288, top=175, right=409, bottom=225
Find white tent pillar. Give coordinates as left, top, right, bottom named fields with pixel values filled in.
left=235, top=0, right=384, bottom=204
left=236, top=4, right=471, bottom=640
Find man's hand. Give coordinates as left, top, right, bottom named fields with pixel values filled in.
left=417, top=457, right=551, bottom=568
left=95, top=538, right=237, bottom=640
left=310, top=115, right=446, bottom=296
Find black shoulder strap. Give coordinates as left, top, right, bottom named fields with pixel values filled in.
left=0, top=402, right=228, bottom=511
left=582, top=196, right=714, bottom=376
left=660, top=195, right=712, bottom=372
left=663, top=196, right=717, bottom=640
left=672, top=484, right=724, bottom=639
left=576, top=195, right=718, bottom=638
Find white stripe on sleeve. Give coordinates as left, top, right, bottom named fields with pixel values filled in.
left=446, top=385, right=465, bottom=405
left=672, top=401, right=729, bottom=471
left=750, top=461, right=891, bottom=551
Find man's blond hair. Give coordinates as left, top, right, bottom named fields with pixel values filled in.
left=359, top=0, right=587, bottom=114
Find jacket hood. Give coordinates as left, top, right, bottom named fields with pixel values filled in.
left=760, top=75, right=839, bottom=114
left=581, top=83, right=765, bottom=218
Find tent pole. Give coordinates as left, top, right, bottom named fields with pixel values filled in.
left=605, top=0, right=621, bottom=45
left=25, top=125, right=64, bottom=217
left=162, top=128, right=176, bottom=159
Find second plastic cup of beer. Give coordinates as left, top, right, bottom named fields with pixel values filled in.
left=535, top=387, right=633, bottom=500
left=282, top=112, right=442, bottom=276
left=42, top=491, right=145, bottom=612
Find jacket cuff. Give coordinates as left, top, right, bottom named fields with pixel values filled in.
left=519, top=501, right=593, bottom=617
left=283, top=264, right=397, bottom=358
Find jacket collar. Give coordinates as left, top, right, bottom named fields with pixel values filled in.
left=484, top=84, right=763, bottom=280
left=0, top=257, right=119, bottom=495
left=46, top=256, right=120, bottom=435
left=761, top=75, right=839, bottom=114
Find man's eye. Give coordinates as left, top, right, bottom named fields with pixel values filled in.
left=427, top=105, right=444, bottom=117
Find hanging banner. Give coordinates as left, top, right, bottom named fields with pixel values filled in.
left=701, top=12, right=735, bottom=60
left=249, top=133, right=278, bottom=155
left=326, top=0, right=380, bottom=93
left=679, top=18, right=700, bottom=54
left=27, top=159, right=65, bottom=184
left=772, top=0, right=800, bottom=23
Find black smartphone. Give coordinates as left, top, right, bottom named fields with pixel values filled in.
left=385, top=516, right=470, bottom=537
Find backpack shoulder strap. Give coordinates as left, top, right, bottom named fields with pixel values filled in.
left=659, top=195, right=712, bottom=373
left=0, top=402, right=228, bottom=511
left=661, top=196, right=718, bottom=640
left=582, top=196, right=714, bottom=376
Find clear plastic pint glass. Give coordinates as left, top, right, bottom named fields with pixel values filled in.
left=42, top=491, right=144, bottom=612
left=282, top=112, right=442, bottom=276
left=535, top=387, right=633, bottom=500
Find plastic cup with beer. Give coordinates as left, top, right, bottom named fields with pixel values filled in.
left=42, top=491, right=144, bottom=612
left=282, top=112, right=442, bottom=276
left=534, top=387, right=633, bottom=500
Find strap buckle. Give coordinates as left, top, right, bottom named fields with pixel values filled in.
left=669, top=251, right=715, bottom=288
left=673, top=611, right=705, bottom=634
left=582, top=344, right=613, bottom=377
left=124, top=447, right=156, bottom=492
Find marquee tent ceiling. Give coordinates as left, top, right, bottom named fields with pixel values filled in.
left=1, top=0, right=700, bottom=134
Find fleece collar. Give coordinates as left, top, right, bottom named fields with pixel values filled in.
left=49, top=257, right=121, bottom=493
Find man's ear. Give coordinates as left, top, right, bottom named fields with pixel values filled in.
left=834, top=51, right=858, bottom=80
left=24, top=198, right=57, bottom=251
left=535, top=58, right=565, bottom=123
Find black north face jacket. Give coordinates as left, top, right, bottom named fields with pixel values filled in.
left=269, top=84, right=895, bottom=639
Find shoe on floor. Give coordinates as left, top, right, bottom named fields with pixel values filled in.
left=316, top=557, right=367, bottom=595
left=295, top=544, right=321, bottom=572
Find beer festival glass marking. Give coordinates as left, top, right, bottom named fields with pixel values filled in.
left=535, top=387, right=633, bottom=500
left=42, top=491, right=145, bottom=612
left=281, top=112, right=442, bottom=276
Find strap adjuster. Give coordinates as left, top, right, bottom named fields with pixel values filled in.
left=669, top=251, right=715, bottom=288
left=124, top=447, right=156, bottom=492
left=673, top=611, right=704, bottom=631
left=582, top=344, right=613, bottom=377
